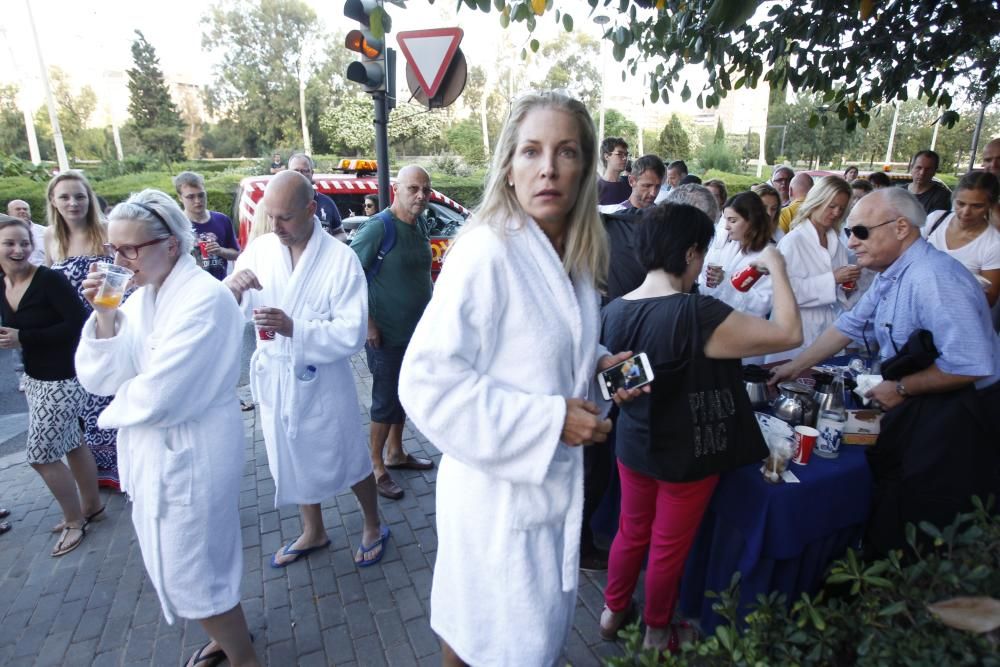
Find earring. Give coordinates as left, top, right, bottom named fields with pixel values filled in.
left=507, top=181, right=513, bottom=187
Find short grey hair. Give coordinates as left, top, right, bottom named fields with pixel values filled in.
left=664, top=183, right=719, bottom=223
left=109, top=189, right=195, bottom=255
left=872, top=187, right=927, bottom=228
left=173, top=171, right=205, bottom=194
left=288, top=153, right=315, bottom=169
left=772, top=165, right=794, bottom=180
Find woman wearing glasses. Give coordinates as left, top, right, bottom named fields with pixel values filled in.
left=766, top=176, right=862, bottom=363
left=44, top=171, right=124, bottom=493
left=0, top=215, right=95, bottom=556
left=363, top=194, right=379, bottom=216
left=75, top=190, right=259, bottom=667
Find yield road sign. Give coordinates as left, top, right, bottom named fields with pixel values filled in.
left=395, top=27, right=463, bottom=99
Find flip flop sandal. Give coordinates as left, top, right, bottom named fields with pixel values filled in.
left=269, top=539, right=331, bottom=569
left=0, top=508, right=10, bottom=519
left=355, top=525, right=391, bottom=568
left=52, top=506, right=106, bottom=533
left=51, top=524, right=86, bottom=557
left=0, top=521, right=10, bottom=535
left=240, top=399, right=255, bottom=412
left=186, top=641, right=226, bottom=667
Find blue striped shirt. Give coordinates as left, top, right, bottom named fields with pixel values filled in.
left=835, top=237, right=1000, bottom=389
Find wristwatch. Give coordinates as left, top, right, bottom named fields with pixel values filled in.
left=895, top=381, right=910, bottom=398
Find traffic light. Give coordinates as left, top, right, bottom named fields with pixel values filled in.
left=344, top=0, right=392, bottom=93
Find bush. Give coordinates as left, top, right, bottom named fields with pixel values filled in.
left=697, top=142, right=740, bottom=173
left=429, top=155, right=472, bottom=177
left=431, top=173, right=486, bottom=210
left=607, top=497, right=1000, bottom=666
left=700, top=170, right=764, bottom=195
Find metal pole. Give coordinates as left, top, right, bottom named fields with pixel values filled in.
left=1, top=26, right=41, bottom=163
left=885, top=103, right=899, bottom=166
left=968, top=101, right=987, bottom=173
left=25, top=0, right=68, bottom=171
left=373, top=90, right=391, bottom=209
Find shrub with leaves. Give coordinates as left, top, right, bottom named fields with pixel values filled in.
left=606, top=497, right=1000, bottom=666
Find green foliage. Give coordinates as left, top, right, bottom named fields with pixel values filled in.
left=657, top=114, right=691, bottom=161
left=532, top=32, right=601, bottom=116
left=459, top=0, right=1000, bottom=131
left=444, top=119, right=488, bottom=166
left=429, top=155, right=473, bottom=177
left=606, top=498, right=1000, bottom=666
left=700, top=170, right=759, bottom=195
left=30, top=68, right=109, bottom=161
left=429, top=174, right=486, bottom=210
left=713, top=119, right=725, bottom=145
left=0, top=155, right=51, bottom=181
left=126, top=31, right=185, bottom=162
left=319, top=98, right=446, bottom=157
left=0, top=85, right=28, bottom=158
left=604, top=109, right=638, bottom=149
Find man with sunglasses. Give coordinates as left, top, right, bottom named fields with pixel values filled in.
left=174, top=171, right=240, bottom=280
left=771, top=187, right=1000, bottom=556
left=770, top=165, right=795, bottom=206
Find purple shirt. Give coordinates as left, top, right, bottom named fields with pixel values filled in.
left=191, top=211, right=240, bottom=281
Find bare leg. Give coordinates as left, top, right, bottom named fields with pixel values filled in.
left=383, top=421, right=406, bottom=462
left=271, top=503, right=328, bottom=566
left=187, top=603, right=259, bottom=667
left=441, top=639, right=468, bottom=667
left=65, top=444, right=102, bottom=515
left=30, top=461, right=84, bottom=524
left=351, top=473, right=383, bottom=553
left=369, top=421, right=392, bottom=479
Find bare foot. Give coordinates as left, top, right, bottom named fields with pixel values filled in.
left=271, top=534, right=329, bottom=567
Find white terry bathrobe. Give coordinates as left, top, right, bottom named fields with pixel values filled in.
left=701, top=240, right=774, bottom=365
left=399, top=217, right=609, bottom=667
left=766, top=221, right=859, bottom=363
left=235, top=220, right=371, bottom=507
left=75, top=255, right=245, bottom=623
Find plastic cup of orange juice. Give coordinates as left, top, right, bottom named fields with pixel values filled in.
left=93, top=262, right=133, bottom=309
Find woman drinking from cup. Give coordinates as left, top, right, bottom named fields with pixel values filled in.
left=0, top=214, right=99, bottom=557
left=44, top=170, right=123, bottom=491
left=74, top=190, right=258, bottom=667
left=398, top=92, right=642, bottom=666
left=599, top=204, right=802, bottom=653
left=923, top=171, right=1000, bottom=307
left=766, top=176, right=860, bottom=363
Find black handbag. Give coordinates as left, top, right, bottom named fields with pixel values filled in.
left=641, top=295, right=768, bottom=482
left=880, top=329, right=939, bottom=381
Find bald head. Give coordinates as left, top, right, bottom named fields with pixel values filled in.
left=262, top=170, right=317, bottom=248
left=844, top=188, right=924, bottom=273
left=391, top=165, right=432, bottom=224
left=982, top=138, right=1000, bottom=178
left=789, top=173, right=813, bottom=200
left=6, top=200, right=31, bottom=222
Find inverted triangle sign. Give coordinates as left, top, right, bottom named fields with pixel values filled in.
left=396, top=28, right=464, bottom=99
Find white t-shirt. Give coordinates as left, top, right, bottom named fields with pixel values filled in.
left=923, top=212, right=1000, bottom=274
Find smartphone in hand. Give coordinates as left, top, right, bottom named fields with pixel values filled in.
left=598, top=352, right=654, bottom=401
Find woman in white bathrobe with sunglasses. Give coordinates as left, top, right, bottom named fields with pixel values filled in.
left=75, top=190, right=258, bottom=667
left=399, top=92, right=644, bottom=666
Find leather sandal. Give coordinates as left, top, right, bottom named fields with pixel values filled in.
left=375, top=473, right=404, bottom=500
left=52, top=506, right=106, bottom=533
left=52, top=523, right=86, bottom=557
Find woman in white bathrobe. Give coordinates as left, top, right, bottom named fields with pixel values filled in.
left=398, top=92, right=642, bottom=667
left=766, top=176, right=861, bottom=363
left=75, top=190, right=258, bottom=667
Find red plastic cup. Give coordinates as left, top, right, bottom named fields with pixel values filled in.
left=731, top=265, right=764, bottom=292
left=198, top=241, right=209, bottom=259
left=842, top=280, right=856, bottom=290
left=793, top=425, right=818, bottom=465
left=257, top=328, right=275, bottom=341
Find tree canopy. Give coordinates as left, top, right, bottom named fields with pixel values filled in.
left=127, top=31, right=185, bottom=161
left=447, top=0, right=1000, bottom=130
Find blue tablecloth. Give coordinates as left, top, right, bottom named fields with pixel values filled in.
left=679, top=443, right=873, bottom=633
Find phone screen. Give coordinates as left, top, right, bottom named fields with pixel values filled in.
left=600, top=354, right=651, bottom=398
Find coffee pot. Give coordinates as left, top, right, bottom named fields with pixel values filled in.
left=771, top=381, right=819, bottom=427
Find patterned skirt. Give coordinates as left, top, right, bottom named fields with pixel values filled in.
left=24, top=376, right=86, bottom=465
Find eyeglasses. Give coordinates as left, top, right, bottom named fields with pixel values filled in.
left=103, top=236, right=170, bottom=260
left=844, top=218, right=896, bottom=240
left=611, top=151, right=629, bottom=158
left=364, top=202, right=376, bottom=209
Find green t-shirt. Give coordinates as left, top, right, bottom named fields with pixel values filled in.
left=350, top=209, right=433, bottom=348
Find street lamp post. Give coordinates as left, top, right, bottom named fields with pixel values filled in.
left=593, top=15, right=610, bottom=140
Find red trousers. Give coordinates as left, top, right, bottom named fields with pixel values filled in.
left=603, top=461, right=718, bottom=628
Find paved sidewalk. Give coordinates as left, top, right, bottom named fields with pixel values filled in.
left=0, top=354, right=625, bottom=666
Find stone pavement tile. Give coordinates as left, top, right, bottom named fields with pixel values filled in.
left=317, top=593, right=347, bottom=629
left=337, top=571, right=365, bottom=606
left=393, top=586, right=426, bottom=623
left=322, top=624, right=356, bottom=664
left=91, top=648, right=125, bottom=667
left=65, top=638, right=100, bottom=665
left=397, top=544, right=429, bottom=573
left=49, top=597, right=85, bottom=635
left=151, top=631, right=183, bottom=667
left=28, top=592, right=65, bottom=630
left=344, top=599, right=375, bottom=639
left=72, top=604, right=109, bottom=643
left=352, top=632, right=388, bottom=667
left=374, top=608, right=408, bottom=648
left=386, top=640, right=419, bottom=667
left=266, top=638, right=298, bottom=665
left=123, top=620, right=158, bottom=662
left=417, top=653, right=443, bottom=667
left=298, top=650, right=329, bottom=667
left=264, top=574, right=290, bottom=610
left=292, top=609, right=324, bottom=656
left=563, top=627, right=600, bottom=666
left=265, top=603, right=294, bottom=643
left=11, top=620, right=52, bottom=659
left=309, top=566, right=338, bottom=598
left=409, top=568, right=433, bottom=602
left=405, top=620, right=441, bottom=659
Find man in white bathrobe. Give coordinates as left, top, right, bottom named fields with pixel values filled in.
left=226, top=171, right=388, bottom=568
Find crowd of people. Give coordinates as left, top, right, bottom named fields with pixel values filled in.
left=1, top=96, right=998, bottom=665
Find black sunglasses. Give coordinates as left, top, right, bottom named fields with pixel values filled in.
left=844, top=218, right=896, bottom=240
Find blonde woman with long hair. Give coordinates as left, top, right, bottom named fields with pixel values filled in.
left=44, top=170, right=123, bottom=491
left=767, top=175, right=861, bottom=362
left=398, top=92, right=642, bottom=666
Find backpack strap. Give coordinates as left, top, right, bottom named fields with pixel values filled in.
left=365, top=210, right=397, bottom=280
left=927, top=209, right=951, bottom=237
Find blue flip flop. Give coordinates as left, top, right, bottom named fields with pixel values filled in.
left=355, top=526, right=391, bottom=568
left=270, top=539, right=331, bottom=569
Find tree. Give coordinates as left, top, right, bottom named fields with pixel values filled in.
left=319, top=98, right=446, bottom=156
left=713, top=119, right=725, bottom=145
left=0, top=85, right=27, bottom=157
left=31, top=68, right=106, bottom=160
left=603, top=109, right=638, bottom=148
left=202, top=0, right=331, bottom=156
left=458, top=0, right=1000, bottom=130
left=533, top=33, right=601, bottom=116
left=657, top=114, right=690, bottom=160
left=126, top=31, right=185, bottom=161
